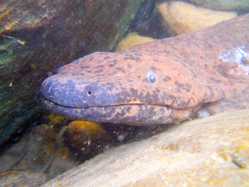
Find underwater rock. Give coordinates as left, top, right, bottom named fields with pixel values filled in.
left=64, top=120, right=112, bottom=159
left=116, top=32, right=155, bottom=51
left=43, top=110, right=249, bottom=187
left=0, top=171, right=47, bottom=187
left=189, top=0, right=249, bottom=12
left=129, top=0, right=171, bottom=39
left=0, top=0, right=145, bottom=145
left=0, top=122, right=78, bottom=181
left=157, top=1, right=237, bottom=34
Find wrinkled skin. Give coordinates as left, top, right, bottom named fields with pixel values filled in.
left=41, top=15, right=249, bottom=126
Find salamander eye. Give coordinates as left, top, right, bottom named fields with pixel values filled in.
left=147, top=70, right=157, bottom=83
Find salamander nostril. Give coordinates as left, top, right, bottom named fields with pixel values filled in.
left=87, top=91, right=92, bottom=95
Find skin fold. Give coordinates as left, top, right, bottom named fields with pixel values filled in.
left=41, top=14, right=249, bottom=126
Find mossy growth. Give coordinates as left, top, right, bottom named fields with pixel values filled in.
left=0, top=35, right=26, bottom=74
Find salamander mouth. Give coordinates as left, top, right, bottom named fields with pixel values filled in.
left=41, top=97, right=179, bottom=125
left=42, top=96, right=176, bottom=109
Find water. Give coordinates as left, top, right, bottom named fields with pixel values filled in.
left=0, top=0, right=249, bottom=185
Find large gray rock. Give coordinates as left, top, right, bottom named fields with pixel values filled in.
left=43, top=110, right=249, bottom=187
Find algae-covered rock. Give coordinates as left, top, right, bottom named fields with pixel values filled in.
left=0, top=0, right=144, bottom=145
left=64, top=120, right=111, bottom=159
left=157, top=1, right=237, bottom=34
left=43, top=110, right=249, bottom=187
left=189, top=0, right=249, bottom=12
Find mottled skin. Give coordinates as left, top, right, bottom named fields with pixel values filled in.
left=41, top=15, right=249, bottom=126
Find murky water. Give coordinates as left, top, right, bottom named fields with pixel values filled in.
left=0, top=0, right=249, bottom=185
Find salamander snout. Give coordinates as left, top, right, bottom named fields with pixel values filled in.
left=40, top=74, right=117, bottom=108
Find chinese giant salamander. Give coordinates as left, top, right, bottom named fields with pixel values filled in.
left=41, top=14, right=249, bottom=126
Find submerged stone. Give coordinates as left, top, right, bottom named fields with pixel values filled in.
left=157, top=1, right=237, bottom=34
left=64, top=120, right=112, bottom=159
left=43, top=110, right=249, bottom=187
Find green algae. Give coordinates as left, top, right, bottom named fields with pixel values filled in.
left=0, top=38, right=16, bottom=67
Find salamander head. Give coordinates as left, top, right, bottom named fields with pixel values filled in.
left=41, top=51, right=222, bottom=126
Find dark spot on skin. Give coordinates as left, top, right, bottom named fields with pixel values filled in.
left=163, top=75, right=171, bottom=82
left=85, top=69, right=93, bottom=73
left=97, top=64, right=104, bottom=69
left=80, top=65, right=90, bottom=69
left=175, top=81, right=192, bottom=93
left=151, top=66, right=158, bottom=71
left=209, top=77, right=223, bottom=84
left=116, top=67, right=126, bottom=73
left=127, top=79, right=134, bottom=83
left=175, top=98, right=191, bottom=108
left=130, top=88, right=138, bottom=96
left=199, top=55, right=204, bottom=60
left=123, top=53, right=141, bottom=61
left=88, top=57, right=94, bottom=61
left=144, top=92, right=152, bottom=101
left=166, top=94, right=177, bottom=106
left=94, top=68, right=103, bottom=74
left=127, top=64, right=133, bottom=69
left=216, top=64, right=235, bottom=78
left=152, top=58, right=160, bottom=63
left=108, top=59, right=117, bottom=67
left=103, top=56, right=111, bottom=60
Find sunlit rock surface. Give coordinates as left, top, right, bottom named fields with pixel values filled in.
left=44, top=110, right=249, bottom=187
left=157, top=1, right=237, bottom=34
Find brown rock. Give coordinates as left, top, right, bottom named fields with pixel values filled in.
left=157, top=1, right=237, bottom=34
